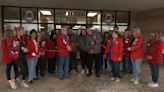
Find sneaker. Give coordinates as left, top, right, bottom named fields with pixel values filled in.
left=86, top=69, right=89, bottom=74
left=81, top=70, right=84, bottom=74
left=69, top=70, right=74, bottom=73
left=148, top=82, right=158, bottom=87
left=110, top=76, right=115, bottom=81
left=10, top=82, right=17, bottom=89
left=147, top=81, right=154, bottom=85
left=115, top=78, right=120, bottom=82
left=21, top=83, right=29, bottom=87
left=130, top=78, right=136, bottom=81
left=133, top=79, right=139, bottom=84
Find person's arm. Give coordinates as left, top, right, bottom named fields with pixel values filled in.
left=7, top=38, right=20, bottom=51
left=1, top=40, right=8, bottom=53
left=118, top=39, right=124, bottom=60
left=151, top=41, right=164, bottom=59
left=86, top=36, right=91, bottom=50
left=131, top=36, right=143, bottom=51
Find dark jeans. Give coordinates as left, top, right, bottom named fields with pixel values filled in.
left=48, top=57, right=56, bottom=73
left=111, top=60, right=121, bottom=78
left=13, top=57, right=28, bottom=80
left=94, top=53, right=104, bottom=69
left=36, top=58, right=46, bottom=75
left=149, top=62, right=160, bottom=83
left=123, top=55, right=129, bottom=74
left=6, top=61, right=18, bottom=80
left=88, top=53, right=101, bottom=74
left=69, top=52, right=77, bottom=70
left=80, top=49, right=88, bottom=69
left=129, top=56, right=133, bottom=72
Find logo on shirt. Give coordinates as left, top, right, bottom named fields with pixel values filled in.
left=147, top=43, right=150, bottom=46
left=13, top=40, right=19, bottom=47
left=115, top=41, right=119, bottom=45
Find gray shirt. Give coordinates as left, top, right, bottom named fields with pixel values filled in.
left=68, top=33, right=77, bottom=51
left=86, top=31, right=102, bottom=54
left=79, top=35, right=88, bottom=52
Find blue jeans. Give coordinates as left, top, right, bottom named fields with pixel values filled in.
left=123, top=56, right=129, bottom=74
left=131, top=58, right=143, bottom=80
left=58, top=54, right=70, bottom=78
left=111, top=60, right=121, bottom=78
left=149, top=63, right=160, bottom=83
left=27, top=57, right=38, bottom=82
left=6, top=61, right=18, bottom=80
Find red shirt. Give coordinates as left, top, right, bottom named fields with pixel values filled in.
left=40, top=39, right=47, bottom=59
left=105, top=37, right=124, bottom=61
left=130, top=35, right=145, bottom=60
left=7, top=35, right=26, bottom=59
left=47, top=38, right=56, bottom=58
left=56, top=33, right=71, bottom=56
left=145, top=40, right=164, bottom=64
left=26, top=39, right=41, bottom=59
left=1, top=39, right=12, bottom=64
left=123, top=38, right=131, bottom=56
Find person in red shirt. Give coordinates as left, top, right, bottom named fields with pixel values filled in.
left=102, top=32, right=111, bottom=72
left=127, top=27, right=145, bottom=84
left=26, top=29, right=41, bottom=83
left=145, top=32, right=164, bottom=87
left=8, top=26, right=29, bottom=89
left=1, top=29, right=19, bottom=83
left=105, top=31, right=124, bottom=82
left=122, top=29, right=131, bottom=78
left=47, top=33, right=57, bottom=74
left=36, top=32, right=47, bottom=77
left=109, top=26, right=122, bottom=38
left=56, top=27, right=72, bottom=80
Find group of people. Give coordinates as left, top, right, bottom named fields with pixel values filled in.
left=1, top=25, right=164, bottom=90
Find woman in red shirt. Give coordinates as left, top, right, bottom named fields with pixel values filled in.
left=127, top=27, right=145, bottom=84
left=36, top=32, right=47, bottom=77
left=122, top=30, right=131, bottom=78
left=8, top=26, right=29, bottom=89
left=1, top=29, right=19, bottom=83
left=145, top=32, right=164, bottom=87
left=26, top=29, right=41, bottom=83
left=47, top=33, right=57, bottom=73
left=105, top=31, right=124, bottom=82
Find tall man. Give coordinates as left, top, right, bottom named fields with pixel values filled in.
left=56, top=27, right=71, bottom=80
left=67, top=28, right=79, bottom=73
left=86, top=28, right=102, bottom=78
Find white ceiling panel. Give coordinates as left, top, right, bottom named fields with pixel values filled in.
left=0, top=0, right=164, bottom=11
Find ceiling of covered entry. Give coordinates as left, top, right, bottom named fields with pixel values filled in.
left=0, top=0, right=164, bottom=11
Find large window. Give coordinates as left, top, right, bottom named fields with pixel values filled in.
left=2, top=6, right=130, bottom=38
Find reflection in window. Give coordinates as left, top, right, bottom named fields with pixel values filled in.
left=38, top=24, right=54, bottom=38
left=22, top=8, right=37, bottom=23
left=22, top=24, right=37, bottom=35
left=38, top=9, right=54, bottom=23
left=4, top=7, right=20, bottom=22
left=102, top=11, right=115, bottom=25
left=117, top=26, right=127, bottom=32
left=102, top=25, right=114, bottom=33
left=116, top=12, right=129, bottom=25
left=87, top=11, right=101, bottom=24
left=87, top=25, right=101, bottom=32
left=4, top=23, right=20, bottom=31
left=55, top=9, right=86, bottom=24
